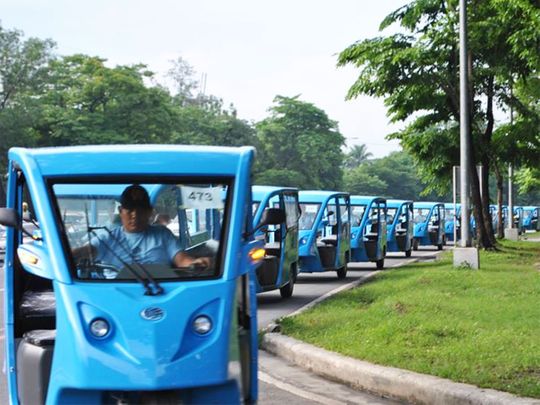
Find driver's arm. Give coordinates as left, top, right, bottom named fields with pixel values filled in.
left=72, top=244, right=96, bottom=261
left=172, top=251, right=211, bottom=268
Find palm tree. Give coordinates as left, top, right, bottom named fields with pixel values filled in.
left=343, top=144, right=373, bottom=169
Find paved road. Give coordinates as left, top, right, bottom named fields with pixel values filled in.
left=0, top=247, right=442, bottom=404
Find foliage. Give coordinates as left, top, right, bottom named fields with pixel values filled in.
left=343, top=144, right=373, bottom=169
left=342, top=150, right=448, bottom=200
left=255, top=96, right=345, bottom=190
left=338, top=0, right=540, bottom=247
left=343, top=165, right=388, bottom=196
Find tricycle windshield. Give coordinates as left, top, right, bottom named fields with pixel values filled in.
left=386, top=208, right=397, bottom=224
left=413, top=208, right=431, bottom=224
left=52, top=180, right=230, bottom=282
left=298, top=203, right=321, bottom=230
left=351, top=204, right=366, bottom=226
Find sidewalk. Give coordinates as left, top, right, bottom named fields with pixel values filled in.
left=260, top=248, right=540, bottom=405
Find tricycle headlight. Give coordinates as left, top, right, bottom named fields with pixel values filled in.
left=299, top=236, right=308, bottom=245
left=193, top=315, right=212, bottom=335
left=89, top=318, right=110, bottom=338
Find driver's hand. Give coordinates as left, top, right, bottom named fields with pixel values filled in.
left=192, top=257, right=211, bottom=268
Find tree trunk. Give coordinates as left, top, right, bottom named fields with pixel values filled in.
left=481, top=158, right=496, bottom=245
left=494, top=164, right=505, bottom=238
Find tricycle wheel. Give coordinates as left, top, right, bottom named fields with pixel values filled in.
left=279, top=266, right=295, bottom=299
left=376, top=258, right=385, bottom=270
left=336, top=266, right=347, bottom=279
left=413, top=239, right=419, bottom=251
left=405, top=248, right=412, bottom=258
left=437, top=243, right=443, bottom=250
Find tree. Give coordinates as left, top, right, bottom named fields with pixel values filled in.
left=30, top=55, right=179, bottom=146
left=343, top=165, right=387, bottom=195
left=0, top=24, right=55, bottom=110
left=255, top=96, right=345, bottom=189
left=343, top=144, right=373, bottom=169
left=338, top=0, right=539, bottom=249
left=0, top=24, right=56, bottom=171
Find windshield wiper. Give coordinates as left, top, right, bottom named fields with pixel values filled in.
left=88, top=226, right=164, bottom=296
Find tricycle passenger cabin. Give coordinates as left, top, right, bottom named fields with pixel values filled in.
left=349, top=196, right=387, bottom=269
left=251, top=185, right=299, bottom=299
left=385, top=199, right=414, bottom=257
left=297, top=190, right=351, bottom=279
left=412, top=201, right=446, bottom=250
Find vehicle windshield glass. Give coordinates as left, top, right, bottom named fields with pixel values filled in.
left=413, top=208, right=431, bottom=224
left=386, top=208, right=397, bottom=224
left=298, top=203, right=321, bottom=230
left=445, top=208, right=455, bottom=218
left=252, top=201, right=260, bottom=216
left=351, top=205, right=366, bottom=226
left=52, top=180, right=229, bottom=282
left=523, top=210, right=531, bottom=219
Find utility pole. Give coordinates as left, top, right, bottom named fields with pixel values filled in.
left=459, top=0, right=471, bottom=248
left=454, top=0, right=479, bottom=268
left=504, top=85, right=519, bottom=240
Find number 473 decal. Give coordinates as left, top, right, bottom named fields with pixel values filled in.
left=181, top=186, right=225, bottom=209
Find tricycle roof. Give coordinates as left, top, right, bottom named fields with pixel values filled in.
left=9, top=145, right=255, bottom=177
left=252, top=185, right=298, bottom=200
left=414, top=202, right=444, bottom=209
left=350, top=195, right=386, bottom=205
left=386, top=199, right=413, bottom=208
left=298, top=190, right=349, bottom=203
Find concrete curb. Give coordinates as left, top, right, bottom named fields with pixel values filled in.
left=261, top=333, right=540, bottom=405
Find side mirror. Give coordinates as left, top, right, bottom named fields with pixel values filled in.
left=258, top=208, right=286, bottom=228
left=247, top=208, right=286, bottom=238
left=0, top=208, right=40, bottom=240
left=0, top=208, right=20, bottom=228
left=327, top=211, right=335, bottom=217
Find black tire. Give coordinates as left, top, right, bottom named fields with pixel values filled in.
left=437, top=243, right=443, bottom=250
left=405, top=248, right=412, bottom=257
left=336, top=266, right=347, bottom=279
left=279, top=265, right=295, bottom=299
left=413, top=239, right=419, bottom=251
left=376, top=258, right=384, bottom=270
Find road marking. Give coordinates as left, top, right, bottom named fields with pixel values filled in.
left=259, top=371, right=343, bottom=405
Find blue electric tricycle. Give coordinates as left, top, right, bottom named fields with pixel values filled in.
left=444, top=203, right=461, bottom=242
left=0, top=145, right=283, bottom=404
left=522, top=206, right=540, bottom=231
left=252, top=185, right=299, bottom=298
left=385, top=199, right=414, bottom=257
left=513, top=206, right=525, bottom=234
left=297, top=191, right=351, bottom=279
left=413, top=202, right=446, bottom=250
left=349, top=196, right=387, bottom=269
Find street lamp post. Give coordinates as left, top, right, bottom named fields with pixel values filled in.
left=454, top=0, right=479, bottom=268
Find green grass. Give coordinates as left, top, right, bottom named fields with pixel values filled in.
left=280, top=240, right=540, bottom=398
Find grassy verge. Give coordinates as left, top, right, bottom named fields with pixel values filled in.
left=280, top=240, right=540, bottom=398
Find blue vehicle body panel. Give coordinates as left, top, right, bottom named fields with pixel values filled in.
left=349, top=196, right=387, bottom=263
left=522, top=206, right=540, bottom=231
left=251, top=185, right=299, bottom=295
left=386, top=200, right=414, bottom=254
left=413, top=202, right=446, bottom=247
left=297, top=191, right=350, bottom=274
left=3, top=145, right=260, bottom=404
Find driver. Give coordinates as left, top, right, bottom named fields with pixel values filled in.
left=73, top=184, right=210, bottom=270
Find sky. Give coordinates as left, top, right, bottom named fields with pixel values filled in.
left=2, top=0, right=407, bottom=158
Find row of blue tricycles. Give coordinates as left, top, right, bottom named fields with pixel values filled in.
left=443, top=203, right=539, bottom=241
left=0, top=145, right=538, bottom=404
